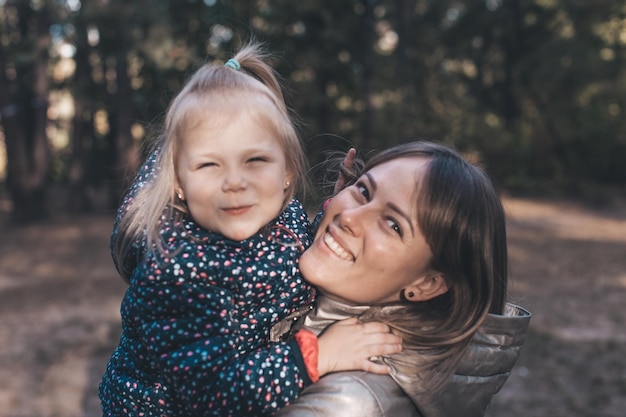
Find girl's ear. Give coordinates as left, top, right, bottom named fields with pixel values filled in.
left=401, top=273, right=448, bottom=302
left=284, top=171, right=294, bottom=191
left=174, top=183, right=184, bottom=201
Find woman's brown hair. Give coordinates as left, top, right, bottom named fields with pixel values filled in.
left=355, top=141, right=508, bottom=390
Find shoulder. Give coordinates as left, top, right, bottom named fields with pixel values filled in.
left=280, top=199, right=310, bottom=225
left=273, top=199, right=313, bottom=248
left=274, top=371, right=419, bottom=417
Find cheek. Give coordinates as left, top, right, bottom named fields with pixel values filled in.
left=257, top=169, right=286, bottom=191
left=299, top=245, right=341, bottom=292
left=315, top=195, right=350, bottom=235
left=186, top=181, right=210, bottom=199
left=368, top=238, right=398, bottom=262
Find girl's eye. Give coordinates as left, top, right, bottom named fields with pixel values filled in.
left=248, top=156, right=269, bottom=163
left=199, top=162, right=217, bottom=168
left=386, top=218, right=402, bottom=236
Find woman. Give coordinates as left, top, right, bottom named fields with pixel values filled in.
left=273, top=141, right=531, bottom=417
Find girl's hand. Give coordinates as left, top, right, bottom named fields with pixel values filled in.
left=316, top=317, right=402, bottom=376
left=333, top=148, right=357, bottom=194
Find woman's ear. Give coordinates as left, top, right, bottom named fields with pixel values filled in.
left=401, top=274, right=448, bottom=302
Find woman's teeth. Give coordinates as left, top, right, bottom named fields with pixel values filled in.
left=323, top=233, right=354, bottom=261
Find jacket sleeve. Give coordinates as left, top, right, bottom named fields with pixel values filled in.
left=115, top=149, right=315, bottom=416
left=272, top=371, right=421, bottom=417
left=124, top=232, right=313, bottom=416
left=110, top=148, right=158, bottom=277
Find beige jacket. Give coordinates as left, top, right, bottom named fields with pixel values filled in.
left=273, top=298, right=531, bottom=417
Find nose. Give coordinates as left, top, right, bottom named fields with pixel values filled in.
left=221, top=169, right=247, bottom=192
left=336, top=204, right=368, bottom=236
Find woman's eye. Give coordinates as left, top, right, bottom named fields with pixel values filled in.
left=386, top=219, right=402, bottom=236
left=356, top=183, right=370, bottom=200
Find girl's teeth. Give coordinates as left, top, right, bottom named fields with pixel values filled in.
left=323, top=233, right=354, bottom=261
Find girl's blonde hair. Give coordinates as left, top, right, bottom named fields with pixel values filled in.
left=113, top=42, right=308, bottom=281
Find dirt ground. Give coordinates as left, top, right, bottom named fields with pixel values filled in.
left=0, top=196, right=625, bottom=417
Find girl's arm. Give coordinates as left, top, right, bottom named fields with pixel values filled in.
left=127, top=259, right=304, bottom=416
left=110, top=148, right=159, bottom=276
left=129, top=261, right=399, bottom=416
left=116, top=151, right=401, bottom=415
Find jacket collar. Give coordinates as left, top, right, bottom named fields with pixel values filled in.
left=303, top=296, right=531, bottom=417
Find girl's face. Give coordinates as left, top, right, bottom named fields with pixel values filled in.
left=175, top=110, right=290, bottom=241
left=300, top=157, right=438, bottom=305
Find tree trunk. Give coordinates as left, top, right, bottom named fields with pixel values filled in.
left=67, top=15, right=94, bottom=213
left=0, top=3, right=51, bottom=223
left=359, top=0, right=376, bottom=149
left=395, top=0, right=420, bottom=138
left=109, top=51, right=138, bottom=207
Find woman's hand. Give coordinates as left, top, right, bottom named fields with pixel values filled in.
left=316, top=317, right=402, bottom=376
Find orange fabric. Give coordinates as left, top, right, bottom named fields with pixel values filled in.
left=294, top=329, right=319, bottom=383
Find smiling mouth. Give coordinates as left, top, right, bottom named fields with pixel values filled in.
left=222, top=206, right=252, bottom=215
left=323, top=233, right=354, bottom=261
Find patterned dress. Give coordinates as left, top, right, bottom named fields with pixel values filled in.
left=99, top=151, right=316, bottom=417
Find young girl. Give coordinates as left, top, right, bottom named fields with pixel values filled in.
left=98, top=43, right=401, bottom=417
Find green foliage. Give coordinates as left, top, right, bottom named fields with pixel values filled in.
left=1, top=0, right=625, bottom=213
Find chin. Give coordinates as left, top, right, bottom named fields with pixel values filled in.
left=225, top=230, right=255, bottom=242
left=298, top=251, right=320, bottom=283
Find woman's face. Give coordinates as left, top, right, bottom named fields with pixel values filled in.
left=300, top=157, right=437, bottom=305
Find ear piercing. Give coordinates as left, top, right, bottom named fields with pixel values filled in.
left=400, top=289, right=414, bottom=302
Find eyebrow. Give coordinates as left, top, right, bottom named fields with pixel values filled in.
left=365, top=172, right=415, bottom=237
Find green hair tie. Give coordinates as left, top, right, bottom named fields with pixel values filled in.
left=225, top=58, right=241, bottom=70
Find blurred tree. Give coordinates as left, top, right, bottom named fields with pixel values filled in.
left=440, top=0, right=626, bottom=193
left=1, top=0, right=624, bottom=223
left=85, top=0, right=143, bottom=207
left=66, top=3, right=94, bottom=212
left=257, top=0, right=381, bottom=167
left=0, top=0, right=52, bottom=222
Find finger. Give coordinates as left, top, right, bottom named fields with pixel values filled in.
left=360, top=321, right=392, bottom=334
left=364, top=342, right=403, bottom=358
left=334, top=149, right=357, bottom=194
left=359, top=361, right=391, bottom=375
left=358, top=330, right=402, bottom=345
left=336, top=317, right=360, bottom=326
left=344, top=148, right=356, bottom=169
left=373, top=333, right=402, bottom=345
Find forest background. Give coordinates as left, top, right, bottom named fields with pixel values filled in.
left=2, top=0, right=625, bottom=219
left=0, top=1, right=625, bottom=416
